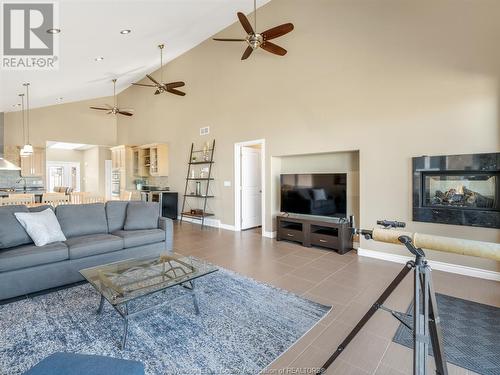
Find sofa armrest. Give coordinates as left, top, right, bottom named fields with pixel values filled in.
left=158, top=217, right=173, bottom=252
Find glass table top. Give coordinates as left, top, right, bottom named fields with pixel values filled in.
left=80, top=253, right=218, bottom=305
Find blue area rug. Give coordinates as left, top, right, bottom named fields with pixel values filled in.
left=393, top=293, right=500, bottom=375
left=0, top=268, right=330, bottom=375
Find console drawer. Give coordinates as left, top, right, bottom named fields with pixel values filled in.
left=310, top=233, right=339, bottom=248
left=280, top=228, right=303, bottom=242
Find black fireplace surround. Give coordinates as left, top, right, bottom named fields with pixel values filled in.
left=413, top=152, right=500, bottom=229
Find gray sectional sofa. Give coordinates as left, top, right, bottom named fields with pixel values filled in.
left=0, top=201, right=173, bottom=301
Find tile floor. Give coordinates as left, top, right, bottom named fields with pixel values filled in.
left=173, top=222, right=499, bottom=375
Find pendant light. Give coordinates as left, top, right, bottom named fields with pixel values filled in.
left=21, top=82, right=33, bottom=156
left=18, top=93, right=29, bottom=157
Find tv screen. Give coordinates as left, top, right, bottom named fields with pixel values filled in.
left=280, top=173, right=347, bottom=217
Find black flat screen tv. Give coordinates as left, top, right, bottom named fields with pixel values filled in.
left=280, top=173, right=347, bottom=217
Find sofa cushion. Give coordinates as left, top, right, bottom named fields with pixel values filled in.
left=105, top=201, right=129, bottom=232
left=0, top=205, right=32, bottom=249
left=113, top=229, right=166, bottom=248
left=124, top=202, right=159, bottom=230
left=56, top=203, right=108, bottom=238
left=0, top=242, right=68, bottom=272
left=65, top=234, right=124, bottom=260
left=29, top=204, right=54, bottom=213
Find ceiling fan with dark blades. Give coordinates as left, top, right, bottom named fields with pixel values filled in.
left=132, top=44, right=186, bottom=96
left=213, top=0, right=294, bottom=60
left=90, top=79, right=134, bottom=116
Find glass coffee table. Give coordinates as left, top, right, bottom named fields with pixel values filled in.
left=80, top=253, right=218, bottom=349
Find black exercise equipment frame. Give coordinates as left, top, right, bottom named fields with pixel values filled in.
left=317, top=229, right=448, bottom=375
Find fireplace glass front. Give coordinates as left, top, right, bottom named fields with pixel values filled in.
left=422, top=172, right=499, bottom=210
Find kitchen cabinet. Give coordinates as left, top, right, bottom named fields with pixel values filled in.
left=20, top=147, right=45, bottom=177
left=110, top=145, right=135, bottom=193
left=132, top=147, right=148, bottom=177
left=111, top=146, right=127, bottom=170
left=139, top=144, right=168, bottom=177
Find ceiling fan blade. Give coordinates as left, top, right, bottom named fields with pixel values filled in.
left=154, top=89, right=161, bottom=95
left=213, top=38, right=246, bottom=42
left=118, top=111, right=134, bottom=117
left=146, top=74, right=161, bottom=86
left=132, top=83, right=156, bottom=87
left=261, top=41, right=287, bottom=56
left=261, top=23, right=294, bottom=40
left=237, top=12, right=254, bottom=34
left=241, top=46, right=253, bottom=60
left=167, top=88, right=186, bottom=96
left=165, top=81, right=185, bottom=89
left=90, top=106, right=110, bottom=111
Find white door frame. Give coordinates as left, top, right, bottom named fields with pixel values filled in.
left=234, top=139, right=266, bottom=234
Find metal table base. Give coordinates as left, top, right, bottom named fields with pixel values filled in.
left=96, top=280, right=200, bottom=349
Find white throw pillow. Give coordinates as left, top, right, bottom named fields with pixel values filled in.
left=14, top=209, right=66, bottom=247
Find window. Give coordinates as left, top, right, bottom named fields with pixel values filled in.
left=46, top=162, right=81, bottom=192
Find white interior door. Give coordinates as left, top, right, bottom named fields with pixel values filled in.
left=241, top=146, right=262, bottom=230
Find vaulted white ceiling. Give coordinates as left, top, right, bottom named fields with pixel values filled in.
left=0, top=0, right=270, bottom=112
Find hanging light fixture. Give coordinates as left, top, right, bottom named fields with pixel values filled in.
left=18, top=93, right=29, bottom=157
left=21, top=83, right=33, bottom=155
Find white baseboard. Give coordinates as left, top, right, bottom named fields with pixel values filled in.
left=219, top=223, right=236, bottom=231
left=177, top=216, right=236, bottom=231
left=262, top=231, right=276, bottom=239
left=357, top=248, right=500, bottom=281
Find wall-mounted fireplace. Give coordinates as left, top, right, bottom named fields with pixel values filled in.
left=413, top=152, right=500, bottom=229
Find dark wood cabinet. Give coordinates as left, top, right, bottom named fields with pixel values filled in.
left=277, top=215, right=353, bottom=254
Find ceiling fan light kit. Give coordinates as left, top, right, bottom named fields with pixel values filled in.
left=89, top=79, right=134, bottom=117
left=213, top=0, right=294, bottom=60
left=132, top=44, right=186, bottom=97
left=32, top=2, right=295, bottom=117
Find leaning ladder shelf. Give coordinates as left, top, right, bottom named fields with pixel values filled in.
left=180, top=140, right=215, bottom=229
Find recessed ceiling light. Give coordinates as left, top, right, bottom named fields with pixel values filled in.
left=47, top=28, right=61, bottom=34
left=120, top=29, right=131, bottom=34
left=95, top=56, right=104, bottom=61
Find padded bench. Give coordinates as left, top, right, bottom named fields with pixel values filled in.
left=24, top=352, right=145, bottom=375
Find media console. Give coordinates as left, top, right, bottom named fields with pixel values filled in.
left=276, top=214, right=353, bottom=254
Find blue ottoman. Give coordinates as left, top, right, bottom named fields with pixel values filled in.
left=24, top=352, right=145, bottom=375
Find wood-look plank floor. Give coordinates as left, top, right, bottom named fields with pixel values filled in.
left=173, top=222, right=499, bottom=375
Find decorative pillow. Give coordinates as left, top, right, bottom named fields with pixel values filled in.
left=124, top=202, right=159, bottom=230
left=312, top=188, right=327, bottom=201
left=14, top=209, right=66, bottom=247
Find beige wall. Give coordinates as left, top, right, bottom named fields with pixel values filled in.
left=1, top=0, right=497, bottom=272
left=83, top=147, right=99, bottom=194
left=82, top=146, right=110, bottom=196
left=4, top=97, right=116, bottom=147
left=117, top=0, right=499, bottom=271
